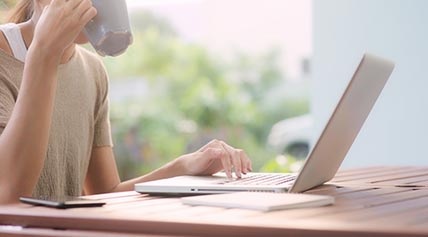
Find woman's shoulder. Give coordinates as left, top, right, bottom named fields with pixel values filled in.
left=75, top=45, right=108, bottom=80
left=75, top=46, right=105, bottom=68
left=74, top=46, right=109, bottom=94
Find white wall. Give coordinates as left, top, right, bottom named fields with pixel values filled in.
left=312, top=0, right=428, bottom=167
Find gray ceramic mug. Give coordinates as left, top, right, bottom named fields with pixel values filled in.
left=84, top=0, right=133, bottom=57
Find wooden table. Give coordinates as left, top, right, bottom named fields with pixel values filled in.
left=1, top=166, right=428, bottom=237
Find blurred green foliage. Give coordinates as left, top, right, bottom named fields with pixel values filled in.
left=261, top=155, right=305, bottom=173
left=0, top=1, right=308, bottom=179
left=105, top=11, right=309, bottom=179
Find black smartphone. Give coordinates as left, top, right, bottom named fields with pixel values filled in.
left=19, top=196, right=106, bottom=209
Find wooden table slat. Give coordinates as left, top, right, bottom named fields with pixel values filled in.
left=332, top=167, right=427, bottom=183
left=0, top=226, right=182, bottom=237
left=84, top=191, right=140, bottom=200
left=373, top=175, right=428, bottom=186
left=370, top=205, right=428, bottom=226
left=410, top=179, right=428, bottom=185
left=333, top=166, right=403, bottom=178
left=314, top=195, right=428, bottom=221
left=2, top=166, right=428, bottom=237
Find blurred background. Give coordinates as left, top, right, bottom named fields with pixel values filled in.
left=1, top=0, right=427, bottom=180
left=104, top=0, right=312, bottom=179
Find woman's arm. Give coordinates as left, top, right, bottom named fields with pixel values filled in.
left=0, top=0, right=97, bottom=204
left=84, top=146, right=182, bottom=194
left=84, top=140, right=252, bottom=194
left=0, top=45, right=61, bottom=202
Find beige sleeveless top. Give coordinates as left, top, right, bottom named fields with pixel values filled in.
left=0, top=43, right=113, bottom=198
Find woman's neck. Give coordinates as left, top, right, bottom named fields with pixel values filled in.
left=19, top=20, right=75, bottom=65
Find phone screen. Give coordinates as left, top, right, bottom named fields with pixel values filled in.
left=19, top=196, right=106, bottom=209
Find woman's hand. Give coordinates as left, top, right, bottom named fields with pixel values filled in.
left=91, top=140, right=253, bottom=193
left=32, top=0, right=97, bottom=57
left=176, top=139, right=252, bottom=179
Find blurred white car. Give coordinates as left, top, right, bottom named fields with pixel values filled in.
left=267, top=114, right=313, bottom=159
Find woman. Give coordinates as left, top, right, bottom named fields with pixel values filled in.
left=0, top=0, right=251, bottom=203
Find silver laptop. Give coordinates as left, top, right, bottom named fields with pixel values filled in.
left=135, top=53, right=395, bottom=194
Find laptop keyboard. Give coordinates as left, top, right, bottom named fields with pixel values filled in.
left=218, top=174, right=297, bottom=186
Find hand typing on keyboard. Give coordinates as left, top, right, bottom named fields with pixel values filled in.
left=175, top=139, right=252, bottom=179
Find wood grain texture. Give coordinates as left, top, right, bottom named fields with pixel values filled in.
left=0, top=226, right=183, bottom=237
left=1, top=166, right=428, bottom=237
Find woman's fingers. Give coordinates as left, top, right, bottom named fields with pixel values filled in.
left=73, top=0, right=93, bottom=22
left=240, top=149, right=252, bottom=173
left=79, top=5, right=97, bottom=25
left=66, top=0, right=84, bottom=10
left=74, top=0, right=90, bottom=15
left=198, top=139, right=251, bottom=178
left=232, top=149, right=242, bottom=178
left=198, top=140, right=230, bottom=177
left=238, top=148, right=252, bottom=172
left=219, top=152, right=233, bottom=179
left=220, top=141, right=244, bottom=178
